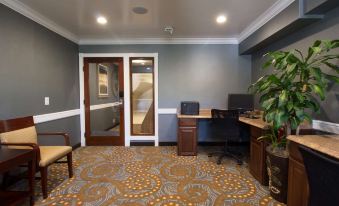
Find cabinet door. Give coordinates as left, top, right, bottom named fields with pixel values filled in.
left=250, top=139, right=262, bottom=181
left=178, top=127, right=197, bottom=156
left=287, top=157, right=309, bottom=206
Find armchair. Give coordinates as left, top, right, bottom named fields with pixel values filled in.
left=0, top=116, right=73, bottom=199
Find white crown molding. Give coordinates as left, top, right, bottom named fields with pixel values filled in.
left=33, top=109, right=80, bottom=124
left=238, top=0, right=295, bottom=42
left=79, top=38, right=239, bottom=45
left=0, top=0, right=79, bottom=43
left=312, top=120, right=339, bottom=135
left=1, top=0, right=293, bottom=45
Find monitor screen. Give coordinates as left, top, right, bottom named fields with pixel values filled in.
left=228, top=94, right=254, bottom=111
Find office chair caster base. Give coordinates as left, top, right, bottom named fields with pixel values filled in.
left=216, top=151, right=243, bottom=165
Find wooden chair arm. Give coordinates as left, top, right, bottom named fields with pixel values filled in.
left=0, top=143, right=41, bottom=162
left=37, top=132, right=70, bottom=146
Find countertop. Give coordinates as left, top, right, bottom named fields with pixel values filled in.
left=287, top=135, right=339, bottom=159
left=177, top=109, right=212, bottom=119
left=239, top=116, right=270, bottom=129
left=177, top=110, right=270, bottom=129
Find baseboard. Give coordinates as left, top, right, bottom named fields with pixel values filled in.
left=130, top=142, right=157, bottom=146
left=72, top=143, right=81, bottom=150
left=129, top=141, right=250, bottom=146
left=160, top=142, right=177, bottom=146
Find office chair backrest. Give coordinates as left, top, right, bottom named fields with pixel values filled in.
left=211, top=109, right=240, bottom=139
left=299, top=145, right=339, bottom=206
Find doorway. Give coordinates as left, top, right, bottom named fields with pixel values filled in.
left=80, top=53, right=159, bottom=146
left=83, top=57, right=124, bottom=145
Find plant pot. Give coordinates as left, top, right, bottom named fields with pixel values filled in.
left=266, top=145, right=289, bottom=203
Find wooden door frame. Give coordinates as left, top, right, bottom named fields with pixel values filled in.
left=79, top=53, right=159, bottom=147
left=83, top=57, right=124, bottom=146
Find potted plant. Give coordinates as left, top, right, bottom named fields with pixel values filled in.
left=249, top=39, right=339, bottom=203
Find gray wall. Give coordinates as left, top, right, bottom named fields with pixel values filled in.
left=0, top=5, right=80, bottom=146
left=80, top=44, right=252, bottom=142
left=251, top=6, right=339, bottom=123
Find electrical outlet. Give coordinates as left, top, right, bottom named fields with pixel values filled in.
left=44, top=97, right=50, bottom=106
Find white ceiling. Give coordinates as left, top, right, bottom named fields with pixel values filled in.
left=3, top=0, right=295, bottom=43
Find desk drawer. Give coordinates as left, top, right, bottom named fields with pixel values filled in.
left=250, top=126, right=263, bottom=138
left=178, top=118, right=197, bottom=127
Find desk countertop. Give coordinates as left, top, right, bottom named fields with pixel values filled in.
left=287, top=135, right=339, bottom=159
left=177, top=109, right=270, bottom=129
left=239, top=116, right=269, bottom=129
left=177, top=109, right=212, bottom=119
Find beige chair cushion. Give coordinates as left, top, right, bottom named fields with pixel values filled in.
left=0, top=126, right=38, bottom=149
left=39, top=146, right=72, bottom=167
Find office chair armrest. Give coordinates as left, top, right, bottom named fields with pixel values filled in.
left=37, top=132, right=71, bottom=146
left=0, top=142, right=41, bottom=162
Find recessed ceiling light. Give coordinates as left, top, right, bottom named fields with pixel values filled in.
left=97, top=16, right=107, bottom=25
left=216, top=15, right=227, bottom=24
left=132, top=6, right=148, bottom=14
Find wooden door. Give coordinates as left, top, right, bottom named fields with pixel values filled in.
left=84, top=57, right=124, bottom=146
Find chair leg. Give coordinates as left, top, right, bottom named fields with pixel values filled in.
left=67, top=153, right=73, bottom=178
left=40, top=167, right=48, bottom=199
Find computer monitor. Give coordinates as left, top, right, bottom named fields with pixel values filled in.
left=228, top=94, right=254, bottom=112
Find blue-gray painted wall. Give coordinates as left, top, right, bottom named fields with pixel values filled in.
left=0, top=4, right=80, bottom=146
left=251, top=6, right=339, bottom=123
left=79, top=45, right=252, bottom=142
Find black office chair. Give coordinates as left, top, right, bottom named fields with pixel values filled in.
left=299, top=145, right=339, bottom=206
left=208, top=109, right=243, bottom=165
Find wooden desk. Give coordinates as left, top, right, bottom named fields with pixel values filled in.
left=0, top=148, right=36, bottom=206
left=287, top=135, right=339, bottom=206
left=177, top=109, right=270, bottom=185
left=239, top=116, right=270, bottom=185
left=177, top=109, right=211, bottom=155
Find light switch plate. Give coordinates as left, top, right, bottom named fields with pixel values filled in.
left=44, top=97, right=50, bottom=106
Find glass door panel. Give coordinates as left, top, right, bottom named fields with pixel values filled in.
left=130, top=57, right=155, bottom=135
left=84, top=57, right=124, bottom=145
left=89, top=63, right=120, bottom=136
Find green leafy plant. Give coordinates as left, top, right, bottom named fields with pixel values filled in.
left=258, top=127, right=287, bottom=149
left=249, top=40, right=339, bottom=149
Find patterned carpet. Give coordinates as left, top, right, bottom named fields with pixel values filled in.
left=21, top=146, right=283, bottom=205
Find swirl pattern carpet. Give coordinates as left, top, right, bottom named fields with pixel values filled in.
left=31, top=146, right=284, bottom=206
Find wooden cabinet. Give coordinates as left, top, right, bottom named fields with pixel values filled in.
left=249, top=126, right=269, bottom=185
left=287, top=141, right=309, bottom=206
left=177, top=118, right=197, bottom=156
